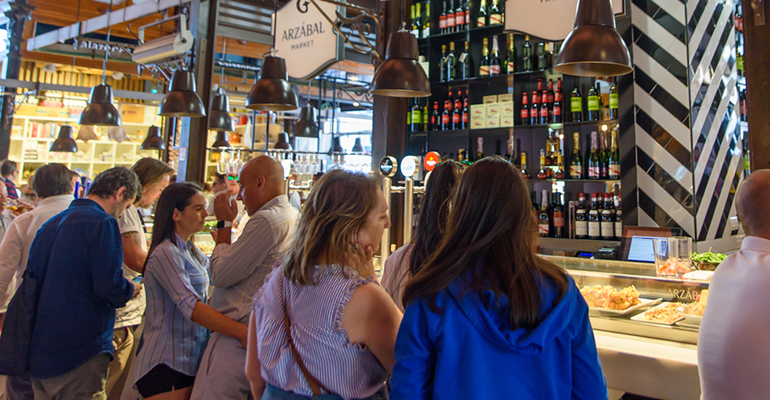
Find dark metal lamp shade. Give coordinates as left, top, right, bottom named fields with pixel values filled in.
left=212, top=131, right=231, bottom=148
left=159, top=69, right=206, bottom=117
left=370, top=32, right=431, bottom=98
left=274, top=132, right=292, bottom=150
left=208, top=88, right=235, bottom=131
left=246, top=56, right=298, bottom=111
left=351, top=137, right=364, bottom=153
left=79, top=84, right=121, bottom=126
left=292, top=106, right=318, bottom=138
left=554, top=0, right=632, bottom=77
left=50, top=125, right=78, bottom=153
left=141, top=126, right=165, bottom=150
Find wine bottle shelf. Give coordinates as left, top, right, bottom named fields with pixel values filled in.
left=418, top=23, right=506, bottom=41
left=431, top=68, right=580, bottom=87
left=410, top=120, right=620, bottom=135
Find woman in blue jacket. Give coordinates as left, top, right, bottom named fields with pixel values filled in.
left=391, top=157, right=607, bottom=400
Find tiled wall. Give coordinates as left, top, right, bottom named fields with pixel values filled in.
left=628, top=0, right=742, bottom=250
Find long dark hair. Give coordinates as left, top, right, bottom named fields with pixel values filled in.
left=402, top=157, right=569, bottom=330
left=409, top=160, right=462, bottom=277
left=144, top=182, right=205, bottom=269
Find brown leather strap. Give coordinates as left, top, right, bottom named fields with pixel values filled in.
left=281, top=281, right=332, bottom=396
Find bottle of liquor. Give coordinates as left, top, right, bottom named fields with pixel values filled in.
left=506, top=33, right=515, bottom=74
left=490, top=0, right=503, bottom=25
left=571, top=83, right=583, bottom=122
left=520, top=151, right=530, bottom=179
left=464, top=0, right=470, bottom=27
left=587, top=81, right=600, bottom=121
left=537, top=149, right=547, bottom=180
left=608, top=128, right=620, bottom=179
left=609, top=77, right=619, bottom=120
left=479, top=37, right=491, bottom=77
left=422, top=4, right=431, bottom=38
left=575, top=193, right=588, bottom=239
left=460, top=41, right=472, bottom=79
left=440, top=0, right=448, bottom=34
left=410, top=5, right=420, bottom=38
left=440, top=45, right=449, bottom=82
left=570, top=131, right=583, bottom=179
left=539, top=86, right=549, bottom=125
left=477, top=0, right=488, bottom=27
left=452, top=98, right=462, bottom=130
left=522, top=35, right=532, bottom=72
left=442, top=100, right=451, bottom=130
left=588, top=131, right=600, bottom=179
left=554, top=150, right=565, bottom=179
left=531, top=79, right=542, bottom=125
left=461, top=95, right=469, bottom=129
left=476, top=137, right=485, bottom=161
left=406, top=98, right=412, bottom=131
left=447, top=90, right=454, bottom=113
left=520, top=92, right=529, bottom=125
left=422, top=100, right=429, bottom=131
left=537, top=41, right=546, bottom=70
left=489, top=35, right=501, bottom=76
left=588, top=193, right=601, bottom=239
left=447, top=0, right=456, bottom=33
left=455, top=0, right=465, bottom=31
left=547, top=79, right=555, bottom=111
left=411, top=99, right=422, bottom=132
left=599, top=131, right=609, bottom=179
left=552, top=192, right=565, bottom=238
left=431, top=101, right=440, bottom=130
left=614, top=193, right=622, bottom=239
left=553, top=86, right=562, bottom=123
left=601, top=193, right=614, bottom=240
left=539, top=189, right=550, bottom=237
left=447, top=42, right=457, bottom=81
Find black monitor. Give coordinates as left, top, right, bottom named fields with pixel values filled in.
left=619, top=226, right=683, bottom=263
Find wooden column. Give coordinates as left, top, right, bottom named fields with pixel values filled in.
left=741, top=0, right=770, bottom=171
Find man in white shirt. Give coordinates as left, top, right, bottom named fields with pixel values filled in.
left=191, top=156, right=298, bottom=400
left=107, top=158, right=173, bottom=400
left=699, top=169, right=770, bottom=399
left=0, top=163, right=75, bottom=400
left=205, top=173, right=227, bottom=216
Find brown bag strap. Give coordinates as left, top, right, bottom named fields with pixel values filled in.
left=281, top=281, right=332, bottom=396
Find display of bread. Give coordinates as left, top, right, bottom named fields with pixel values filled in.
left=580, top=285, right=642, bottom=310
left=683, top=289, right=708, bottom=316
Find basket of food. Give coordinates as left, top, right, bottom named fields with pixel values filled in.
left=692, top=250, right=726, bottom=271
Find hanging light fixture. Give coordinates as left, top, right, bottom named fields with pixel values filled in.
left=211, top=131, right=231, bottom=148
left=50, top=126, right=78, bottom=153
left=159, top=68, right=206, bottom=117
left=554, top=0, right=632, bottom=77
left=140, top=125, right=165, bottom=150
left=370, top=29, right=431, bottom=98
left=351, top=137, right=364, bottom=153
left=80, top=0, right=121, bottom=126
left=292, top=106, right=318, bottom=138
left=209, top=38, right=235, bottom=131
left=245, top=54, right=298, bottom=111
left=274, top=132, right=292, bottom=149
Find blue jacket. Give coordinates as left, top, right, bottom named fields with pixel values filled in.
left=27, top=199, right=133, bottom=378
left=391, top=273, right=607, bottom=400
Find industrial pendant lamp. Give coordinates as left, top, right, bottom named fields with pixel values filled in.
left=351, top=137, right=364, bottom=153
left=140, top=125, right=165, bottom=150
left=211, top=131, right=231, bottom=148
left=208, top=87, right=235, bottom=131
left=245, top=54, right=298, bottom=111
left=274, top=132, right=292, bottom=149
left=292, top=106, right=318, bottom=138
left=159, top=68, right=206, bottom=117
left=370, top=29, right=431, bottom=97
left=50, top=126, right=78, bottom=153
left=554, top=0, right=632, bottom=77
left=80, top=0, right=121, bottom=126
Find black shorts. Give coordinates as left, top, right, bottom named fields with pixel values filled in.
left=135, top=364, right=196, bottom=398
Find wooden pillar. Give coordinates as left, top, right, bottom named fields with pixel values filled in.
left=741, top=0, right=770, bottom=171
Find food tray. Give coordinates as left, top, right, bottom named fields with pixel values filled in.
left=589, top=298, right=662, bottom=316
left=630, top=302, right=685, bottom=325
left=675, top=321, right=701, bottom=330
left=675, top=306, right=703, bottom=326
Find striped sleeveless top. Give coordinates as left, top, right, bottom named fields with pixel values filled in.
left=252, top=264, right=388, bottom=399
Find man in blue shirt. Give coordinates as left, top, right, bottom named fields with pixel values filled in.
left=22, top=166, right=143, bottom=400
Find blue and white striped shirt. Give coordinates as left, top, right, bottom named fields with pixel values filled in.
left=134, top=234, right=210, bottom=381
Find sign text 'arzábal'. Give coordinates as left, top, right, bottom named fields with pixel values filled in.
left=274, top=1, right=343, bottom=80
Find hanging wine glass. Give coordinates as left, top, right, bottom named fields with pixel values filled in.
left=230, top=149, right=244, bottom=175
left=217, top=150, right=232, bottom=175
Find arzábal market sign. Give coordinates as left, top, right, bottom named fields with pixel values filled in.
left=274, top=1, right=344, bottom=80
left=504, top=0, right=624, bottom=41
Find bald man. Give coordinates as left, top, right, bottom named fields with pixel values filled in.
left=191, top=156, right=298, bottom=400
left=699, top=170, right=770, bottom=399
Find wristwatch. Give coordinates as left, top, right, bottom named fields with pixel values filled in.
left=216, top=220, right=233, bottom=230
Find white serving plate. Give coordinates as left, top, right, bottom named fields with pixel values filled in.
left=589, top=297, right=663, bottom=316
left=675, top=306, right=703, bottom=325
left=630, top=302, right=685, bottom=325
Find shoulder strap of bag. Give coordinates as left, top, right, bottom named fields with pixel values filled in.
left=281, top=280, right=332, bottom=396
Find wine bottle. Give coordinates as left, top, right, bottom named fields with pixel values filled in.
left=422, top=100, right=429, bottom=131
left=447, top=42, right=457, bottom=81
left=452, top=98, right=462, bottom=130
left=520, top=151, right=530, bottom=179
left=552, top=192, right=565, bottom=238
left=601, top=193, right=614, bottom=240
left=609, top=77, right=618, bottom=120
left=406, top=98, right=412, bottom=131
left=522, top=35, right=532, bottom=72
left=531, top=79, right=542, bottom=125
left=571, top=84, right=583, bottom=122
left=490, top=35, right=501, bottom=76
left=455, top=0, right=465, bottom=31
left=440, top=0, right=448, bottom=34
left=587, top=81, right=600, bottom=121
left=477, top=0, right=488, bottom=27
left=411, top=99, right=422, bottom=132
left=447, top=0, right=456, bottom=32
left=588, top=131, right=600, bottom=179
left=423, top=4, right=431, bottom=38
left=490, top=0, right=503, bottom=25
left=476, top=137, right=485, bottom=161
left=608, top=128, right=620, bottom=179
left=570, top=131, right=583, bottom=179
left=430, top=101, right=440, bottom=130
left=442, top=100, right=451, bottom=130
left=575, top=193, right=588, bottom=239
left=460, top=41, right=472, bottom=79
left=479, top=37, right=490, bottom=76
left=554, top=150, right=565, bottom=180
left=410, top=5, right=420, bottom=38
left=539, top=189, right=550, bottom=237
left=463, top=0, right=470, bottom=27
left=599, top=131, right=609, bottom=179
left=537, top=149, right=547, bottom=180
left=506, top=33, right=515, bottom=74
left=520, top=91, right=529, bottom=125
left=537, top=41, right=546, bottom=70
left=553, top=87, right=562, bottom=123
left=461, top=95, right=469, bottom=129
left=539, top=86, right=549, bottom=125
left=440, top=45, right=449, bottom=82
left=588, top=193, right=601, bottom=240
left=614, top=194, right=623, bottom=239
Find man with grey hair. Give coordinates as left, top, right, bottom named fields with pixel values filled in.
left=699, top=169, right=770, bottom=399
left=0, top=163, right=77, bottom=399
left=0, top=166, right=142, bottom=400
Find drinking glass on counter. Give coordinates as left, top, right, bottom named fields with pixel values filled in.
left=653, top=236, right=693, bottom=277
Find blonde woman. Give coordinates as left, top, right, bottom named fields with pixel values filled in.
left=246, top=170, right=402, bottom=400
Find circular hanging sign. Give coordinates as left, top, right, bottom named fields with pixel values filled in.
left=423, top=151, right=441, bottom=172
left=400, top=156, right=418, bottom=178
left=379, top=156, right=398, bottom=178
